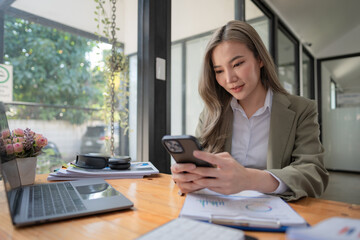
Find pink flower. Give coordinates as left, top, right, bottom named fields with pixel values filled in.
left=5, top=144, right=14, bottom=154
left=1, top=129, right=10, bottom=139
left=13, top=142, right=24, bottom=153
left=12, top=128, right=24, bottom=137
left=34, top=134, right=43, bottom=140
left=28, top=130, right=35, bottom=137
left=13, top=137, right=25, bottom=143
left=35, top=136, right=48, bottom=147
left=3, top=127, right=48, bottom=157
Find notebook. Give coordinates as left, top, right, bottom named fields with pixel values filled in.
left=0, top=102, right=134, bottom=227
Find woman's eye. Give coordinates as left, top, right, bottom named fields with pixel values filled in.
left=214, top=70, right=223, bottom=74
left=233, top=62, right=243, bottom=68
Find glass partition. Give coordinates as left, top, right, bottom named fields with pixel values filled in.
left=171, top=0, right=234, bottom=135
left=245, top=0, right=270, bottom=51
left=2, top=2, right=138, bottom=172
left=321, top=56, right=360, bottom=172
left=171, top=43, right=184, bottom=135
left=277, top=27, right=298, bottom=95
left=302, top=49, right=314, bottom=99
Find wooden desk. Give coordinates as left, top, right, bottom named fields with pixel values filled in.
left=0, top=174, right=359, bottom=240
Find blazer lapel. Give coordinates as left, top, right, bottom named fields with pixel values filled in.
left=267, top=93, right=295, bottom=169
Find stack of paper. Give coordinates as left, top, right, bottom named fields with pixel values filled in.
left=47, top=162, right=159, bottom=181
left=286, top=217, right=360, bottom=240
left=179, top=189, right=307, bottom=232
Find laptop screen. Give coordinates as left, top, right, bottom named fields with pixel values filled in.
left=0, top=102, right=22, bottom=219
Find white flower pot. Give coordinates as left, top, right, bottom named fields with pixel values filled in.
left=15, top=157, right=37, bottom=186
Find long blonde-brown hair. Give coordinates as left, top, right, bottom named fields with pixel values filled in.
left=198, top=20, right=287, bottom=152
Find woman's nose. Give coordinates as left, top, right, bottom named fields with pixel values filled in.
left=225, top=70, right=237, bottom=83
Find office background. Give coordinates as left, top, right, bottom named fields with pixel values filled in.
left=0, top=0, right=359, bottom=204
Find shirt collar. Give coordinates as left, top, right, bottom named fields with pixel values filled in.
left=230, top=89, right=273, bottom=116
left=264, top=88, right=273, bottom=112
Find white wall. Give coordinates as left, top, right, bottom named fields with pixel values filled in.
left=8, top=119, right=93, bottom=162
left=171, top=0, right=234, bottom=42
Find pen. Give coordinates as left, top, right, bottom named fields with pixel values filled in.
left=210, top=216, right=281, bottom=228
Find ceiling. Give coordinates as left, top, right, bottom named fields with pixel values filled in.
left=3, top=0, right=360, bottom=91
left=265, top=0, right=360, bottom=91
left=265, top=0, right=360, bottom=58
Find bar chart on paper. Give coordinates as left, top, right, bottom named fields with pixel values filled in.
left=184, top=192, right=279, bottom=218
left=179, top=190, right=307, bottom=229
left=198, top=198, right=225, bottom=207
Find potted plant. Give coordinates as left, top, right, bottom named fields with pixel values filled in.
left=1, top=128, right=48, bottom=185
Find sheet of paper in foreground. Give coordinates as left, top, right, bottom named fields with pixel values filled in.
left=179, top=189, right=307, bottom=230
left=286, top=217, right=360, bottom=240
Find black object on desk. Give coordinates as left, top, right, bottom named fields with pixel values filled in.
left=75, top=154, right=131, bottom=170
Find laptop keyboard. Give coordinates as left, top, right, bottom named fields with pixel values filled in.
left=28, top=182, right=87, bottom=219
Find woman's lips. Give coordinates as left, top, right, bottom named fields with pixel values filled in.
left=231, top=84, right=244, bottom=93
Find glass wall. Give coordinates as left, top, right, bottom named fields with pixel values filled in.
left=184, top=35, right=212, bottom=134
left=2, top=2, right=138, bottom=172
left=171, top=0, right=234, bottom=135
left=302, top=49, right=314, bottom=99
left=245, top=0, right=270, bottom=51
left=171, top=43, right=183, bottom=135
left=321, top=56, right=360, bottom=172
left=128, top=54, right=138, bottom=160
left=277, top=27, right=298, bottom=95
left=3, top=15, right=105, bottom=172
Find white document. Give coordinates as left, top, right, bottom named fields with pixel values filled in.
left=180, top=189, right=307, bottom=229
left=286, top=217, right=360, bottom=240
left=137, top=218, right=245, bottom=240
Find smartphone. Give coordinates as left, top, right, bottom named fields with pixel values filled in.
left=161, top=135, right=213, bottom=167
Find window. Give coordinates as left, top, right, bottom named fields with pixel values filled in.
left=171, top=0, right=234, bottom=135
left=330, top=79, right=337, bottom=109
left=171, top=43, right=183, bottom=135
left=2, top=3, right=138, bottom=172
left=302, top=48, right=314, bottom=99
left=245, top=0, right=271, bottom=51
left=277, top=26, right=299, bottom=95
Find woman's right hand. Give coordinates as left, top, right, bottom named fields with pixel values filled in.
left=171, top=163, right=205, bottom=193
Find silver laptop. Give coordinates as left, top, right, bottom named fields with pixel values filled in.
left=0, top=103, right=133, bottom=227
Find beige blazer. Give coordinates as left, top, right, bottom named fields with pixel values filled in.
left=195, top=92, right=329, bottom=201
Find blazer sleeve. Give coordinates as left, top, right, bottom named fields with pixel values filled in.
left=268, top=99, right=329, bottom=201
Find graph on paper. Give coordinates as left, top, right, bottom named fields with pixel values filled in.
left=198, top=198, right=225, bottom=207
left=180, top=190, right=307, bottom=226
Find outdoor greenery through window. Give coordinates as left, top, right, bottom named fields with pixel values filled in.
left=3, top=15, right=123, bottom=173
left=4, top=15, right=107, bottom=122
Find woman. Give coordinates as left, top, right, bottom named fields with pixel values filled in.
left=171, top=20, right=329, bottom=201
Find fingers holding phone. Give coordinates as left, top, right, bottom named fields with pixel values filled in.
left=171, top=163, right=204, bottom=193
left=163, top=135, right=215, bottom=193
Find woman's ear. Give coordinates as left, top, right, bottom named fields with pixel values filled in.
left=258, top=58, right=264, bottom=68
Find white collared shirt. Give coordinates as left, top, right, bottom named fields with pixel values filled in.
left=230, top=89, right=288, bottom=194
